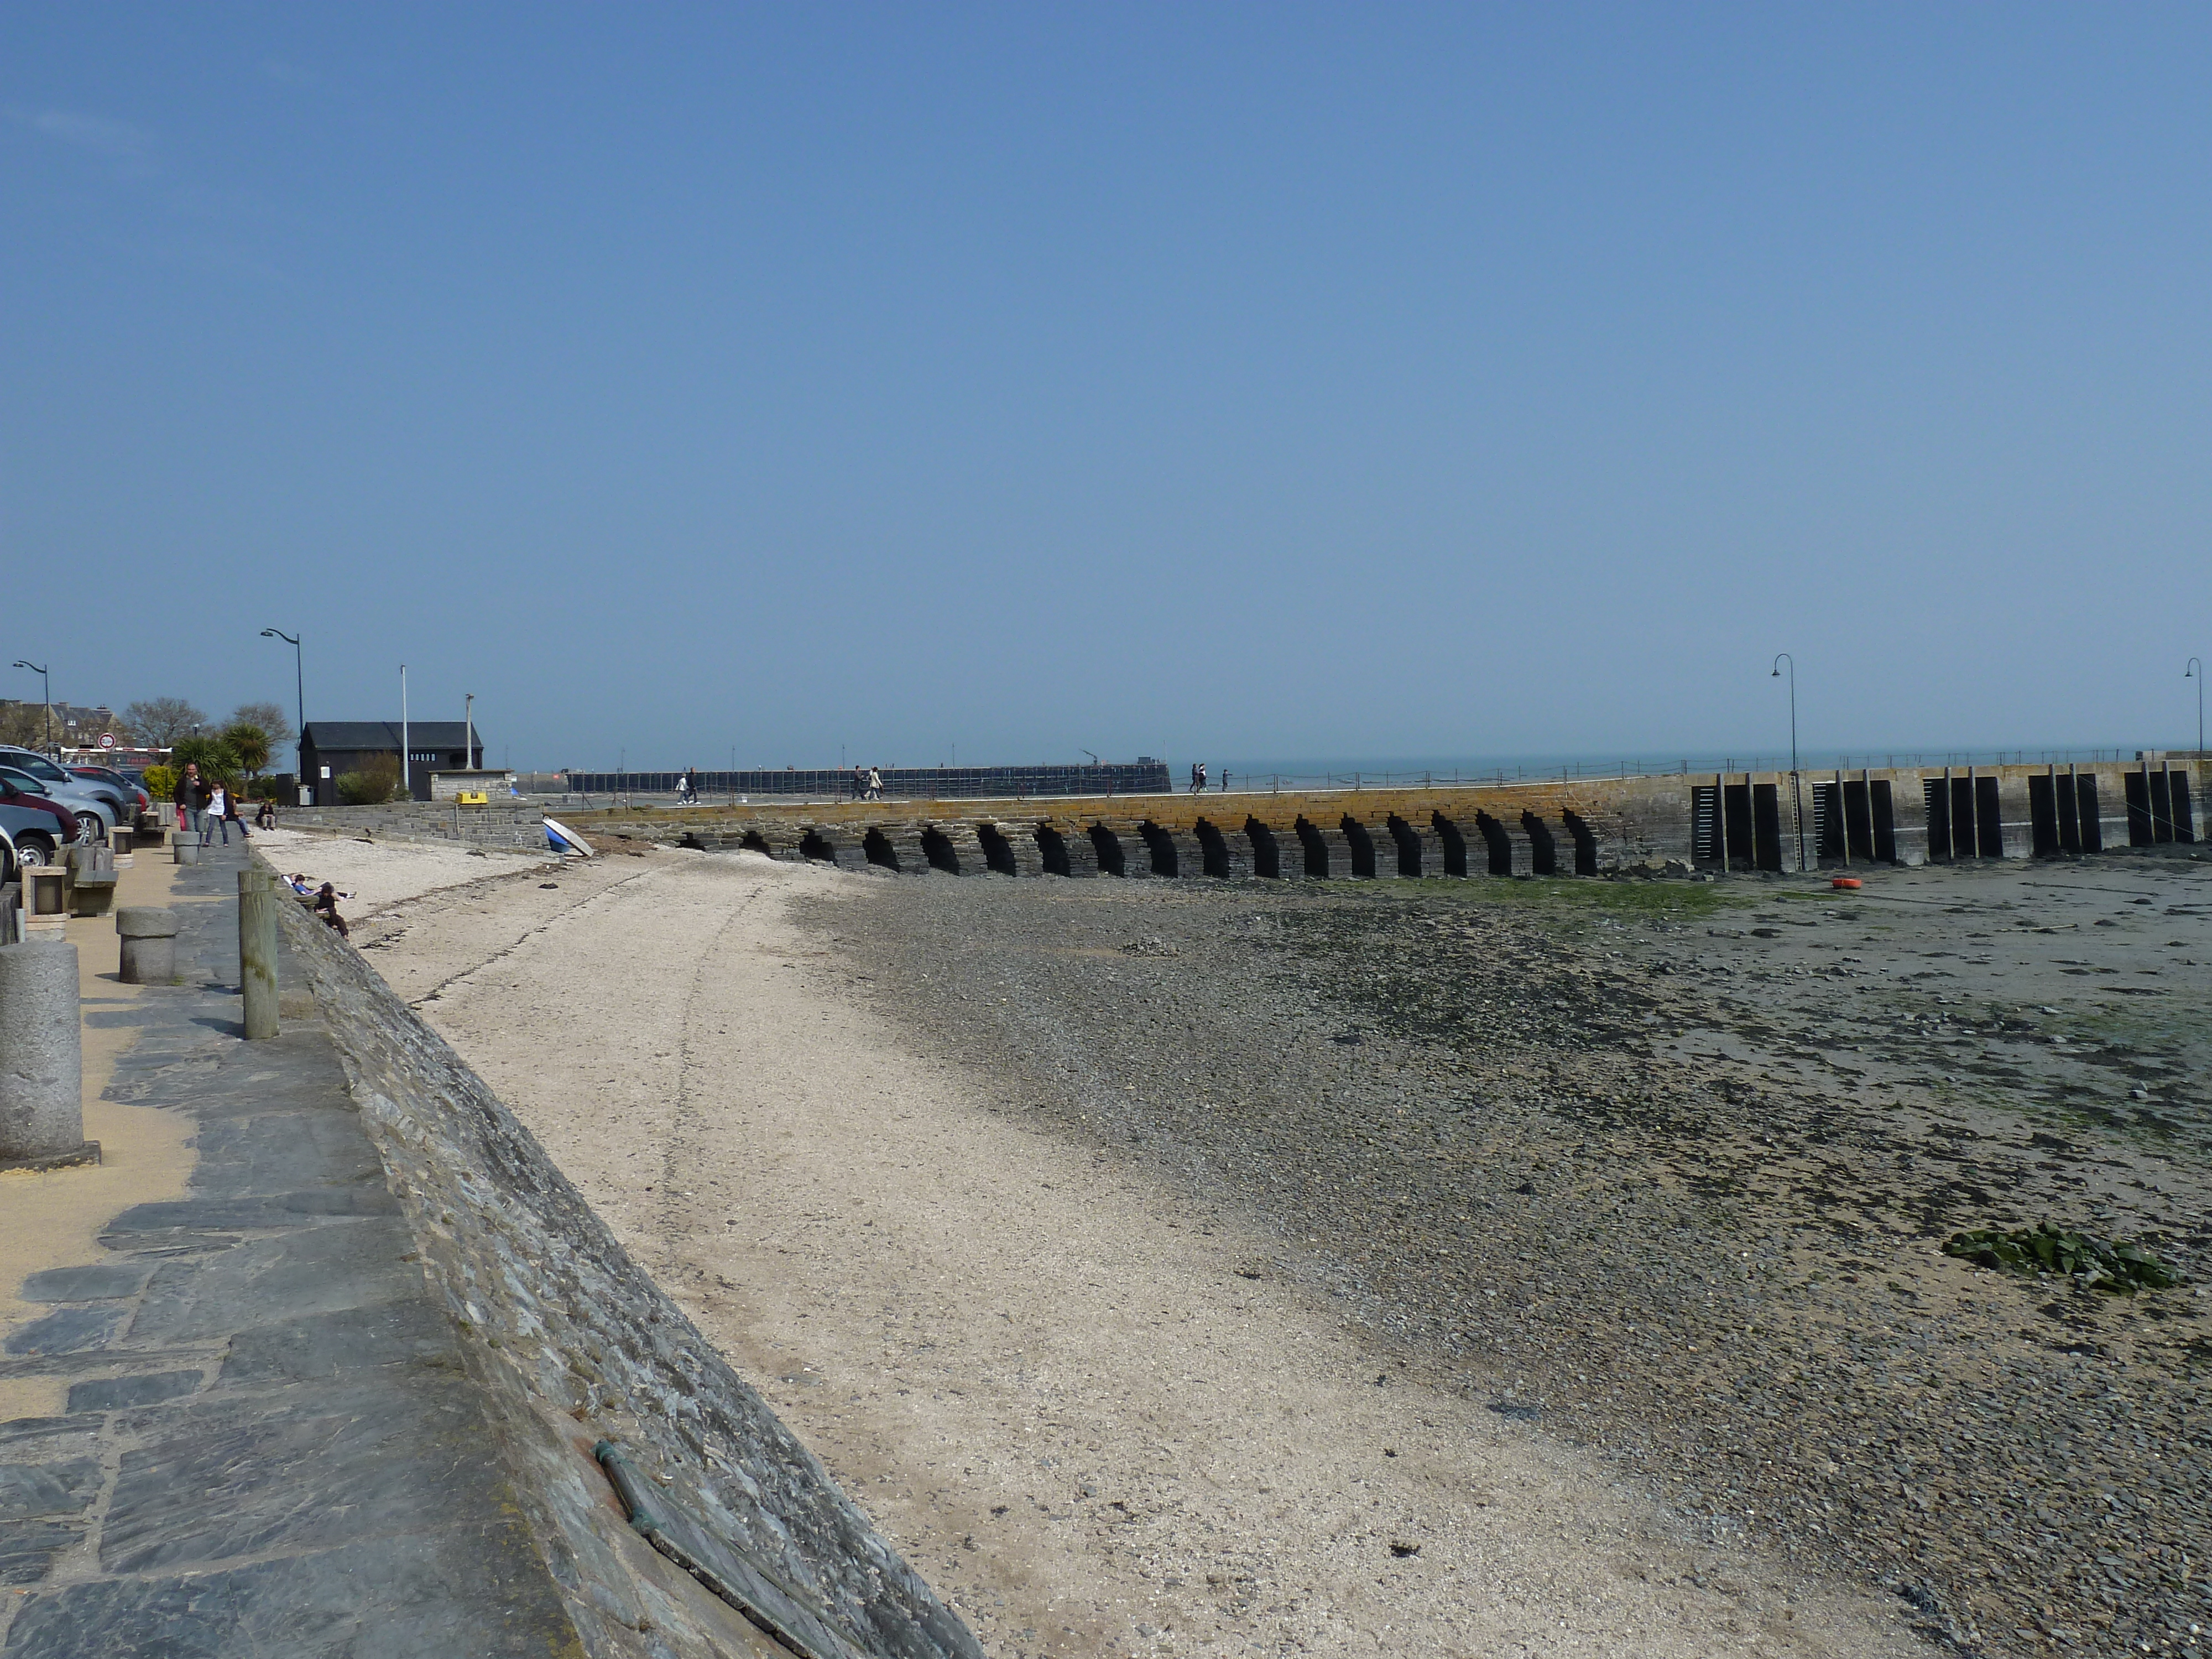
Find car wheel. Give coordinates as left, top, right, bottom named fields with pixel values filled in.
left=74, top=812, right=105, bottom=842
left=15, top=834, right=54, bottom=867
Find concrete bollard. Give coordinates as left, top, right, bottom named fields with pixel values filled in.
left=0, top=941, right=98, bottom=1171
left=22, top=868, right=70, bottom=937
left=171, top=833, right=200, bottom=866
left=116, top=906, right=180, bottom=985
left=238, top=869, right=279, bottom=1040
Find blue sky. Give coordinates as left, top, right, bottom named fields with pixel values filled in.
left=6, top=5, right=2210, bottom=772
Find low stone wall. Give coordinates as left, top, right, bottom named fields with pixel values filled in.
left=282, top=800, right=547, bottom=851
left=271, top=865, right=979, bottom=1659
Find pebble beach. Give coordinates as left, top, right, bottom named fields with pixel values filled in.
left=264, top=826, right=2212, bottom=1658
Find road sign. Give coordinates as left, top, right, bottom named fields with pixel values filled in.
left=98, top=732, right=115, bottom=750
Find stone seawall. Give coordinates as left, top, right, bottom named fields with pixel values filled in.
left=270, top=863, right=979, bottom=1659
left=561, top=758, right=2208, bottom=881
left=282, top=800, right=547, bottom=852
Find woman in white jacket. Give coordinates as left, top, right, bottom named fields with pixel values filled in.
left=202, top=782, right=231, bottom=846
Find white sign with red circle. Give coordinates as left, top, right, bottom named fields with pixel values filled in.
left=99, top=732, right=116, bottom=749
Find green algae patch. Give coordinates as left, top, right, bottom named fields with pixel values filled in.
left=1377, top=876, right=1749, bottom=922
left=1942, top=1222, right=2187, bottom=1293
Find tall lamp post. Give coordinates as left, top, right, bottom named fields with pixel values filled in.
left=1771, top=653, right=1804, bottom=872
left=11, top=660, right=50, bottom=757
left=400, top=665, right=410, bottom=799
left=2188, top=658, right=2204, bottom=761
left=260, top=629, right=304, bottom=773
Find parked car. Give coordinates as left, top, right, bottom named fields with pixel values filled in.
left=0, top=747, right=134, bottom=830
left=0, top=786, right=72, bottom=870
left=68, top=764, right=152, bottom=815
left=0, top=764, right=113, bottom=842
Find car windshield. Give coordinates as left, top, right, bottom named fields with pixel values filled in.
left=4, top=753, right=66, bottom=781
left=0, top=768, right=48, bottom=794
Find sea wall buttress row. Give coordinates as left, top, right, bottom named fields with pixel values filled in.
left=572, top=760, right=2205, bottom=880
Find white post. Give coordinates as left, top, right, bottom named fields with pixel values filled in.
left=400, top=664, right=410, bottom=799
left=465, top=693, right=474, bottom=773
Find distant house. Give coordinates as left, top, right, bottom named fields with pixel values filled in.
left=298, top=722, right=484, bottom=806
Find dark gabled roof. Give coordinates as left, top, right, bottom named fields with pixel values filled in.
left=301, top=722, right=483, bottom=749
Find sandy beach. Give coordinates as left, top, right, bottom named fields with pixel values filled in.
left=250, top=826, right=1972, bottom=1659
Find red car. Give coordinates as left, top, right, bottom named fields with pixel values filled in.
left=0, top=775, right=77, bottom=869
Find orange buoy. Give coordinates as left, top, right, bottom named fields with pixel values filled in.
left=1832, top=877, right=1863, bottom=889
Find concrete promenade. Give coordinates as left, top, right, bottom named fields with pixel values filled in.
left=0, top=841, right=579, bottom=1656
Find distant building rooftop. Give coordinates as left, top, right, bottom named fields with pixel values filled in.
left=301, top=721, right=481, bottom=750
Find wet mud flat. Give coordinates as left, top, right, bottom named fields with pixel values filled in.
left=797, top=853, right=2212, bottom=1659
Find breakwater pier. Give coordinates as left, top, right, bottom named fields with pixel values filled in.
left=566, top=756, right=2205, bottom=876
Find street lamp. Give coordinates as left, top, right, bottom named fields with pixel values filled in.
left=11, top=661, right=50, bottom=756
left=2188, top=659, right=2204, bottom=762
left=260, top=629, right=304, bottom=772
left=1771, top=653, right=1804, bottom=872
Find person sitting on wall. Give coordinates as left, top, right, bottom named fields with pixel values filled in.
left=255, top=796, right=276, bottom=830
left=312, top=882, right=349, bottom=939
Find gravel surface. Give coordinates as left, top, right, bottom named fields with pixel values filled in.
left=800, top=853, right=2212, bottom=1659
left=327, top=843, right=1929, bottom=1658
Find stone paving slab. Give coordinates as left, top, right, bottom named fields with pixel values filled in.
left=0, top=843, right=583, bottom=1656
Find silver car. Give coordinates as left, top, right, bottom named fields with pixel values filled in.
left=0, top=804, right=64, bottom=874
left=0, top=747, right=134, bottom=825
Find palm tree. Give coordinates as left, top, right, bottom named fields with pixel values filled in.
left=221, top=722, right=272, bottom=782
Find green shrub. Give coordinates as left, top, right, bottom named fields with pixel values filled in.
left=142, top=764, right=177, bottom=802
left=336, top=753, right=403, bottom=805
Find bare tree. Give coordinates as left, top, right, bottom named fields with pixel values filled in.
left=0, top=702, right=50, bottom=748
left=123, top=697, right=208, bottom=747
left=228, top=701, right=294, bottom=746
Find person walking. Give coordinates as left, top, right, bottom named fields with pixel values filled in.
left=225, top=787, right=248, bottom=839
left=852, top=764, right=868, bottom=800
left=866, top=766, right=884, bottom=801
left=1190, top=761, right=1207, bottom=795
left=173, top=763, right=198, bottom=834
left=201, top=779, right=231, bottom=846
